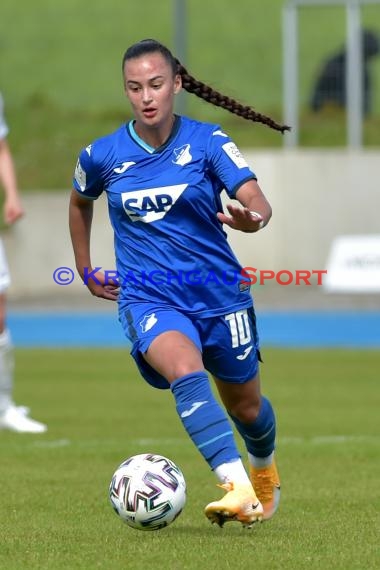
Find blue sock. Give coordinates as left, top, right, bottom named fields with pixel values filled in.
left=170, top=372, right=240, bottom=470
left=229, top=396, right=276, bottom=458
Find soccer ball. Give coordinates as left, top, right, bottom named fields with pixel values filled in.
left=109, top=453, right=186, bottom=531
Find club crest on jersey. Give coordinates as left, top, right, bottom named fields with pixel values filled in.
left=121, top=184, right=188, bottom=223
left=172, top=144, right=192, bottom=166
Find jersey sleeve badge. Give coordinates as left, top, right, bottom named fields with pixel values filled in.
left=74, top=159, right=87, bottom=192
left=222, top=142, right=249, bottom=169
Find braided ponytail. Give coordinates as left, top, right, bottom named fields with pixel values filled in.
left=176, top=60, right=290, bottom=134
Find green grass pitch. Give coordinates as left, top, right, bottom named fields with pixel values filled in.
left=0, top=347, right=379, bottom=569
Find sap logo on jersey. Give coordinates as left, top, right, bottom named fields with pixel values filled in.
left=121, top=184, right=188, bottom=223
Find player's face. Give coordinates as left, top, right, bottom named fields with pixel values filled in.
left=124, top=53, right=181, bottom=130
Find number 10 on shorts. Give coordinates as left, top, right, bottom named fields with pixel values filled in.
left=225, top=310, right=251, bottom=348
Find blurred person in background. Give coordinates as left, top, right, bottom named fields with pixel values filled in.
left=70, top=39, right=289, bottom=527
left=0, top=92, right=47, bottom=433
left=310, top=28, right=380, bottom=116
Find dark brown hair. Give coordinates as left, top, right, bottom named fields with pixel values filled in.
left=122, top=39, right=290, bottom=134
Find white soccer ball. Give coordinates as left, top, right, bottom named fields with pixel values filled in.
left=109, top=453, right=186, bottom=531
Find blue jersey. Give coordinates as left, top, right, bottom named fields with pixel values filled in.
left=73, top=115, right=257, bottom=317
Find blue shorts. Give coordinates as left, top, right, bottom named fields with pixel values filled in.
left=119, top=303, right=261, bottom=390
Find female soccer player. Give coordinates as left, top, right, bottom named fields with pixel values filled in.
left=69, top=39, right=289, bottom=528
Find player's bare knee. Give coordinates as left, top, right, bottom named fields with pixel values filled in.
left=169, top=363, right=205, bottom=383
left=229, top=398, right=261, bottom=424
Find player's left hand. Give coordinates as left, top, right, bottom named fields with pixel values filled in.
left=84, top=269, right=119, bottom=301
left=217, top=204, right=263, bottom=233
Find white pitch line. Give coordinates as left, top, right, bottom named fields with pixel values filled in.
left=133, top=435, right=379, bottom=446
left=18, top=435, right=378, bottom=451
left=280, top=435, right=379, bottom=445
left=32, top=438, right=71, bottom=448
left=134, top=438, right=185, bottom=446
